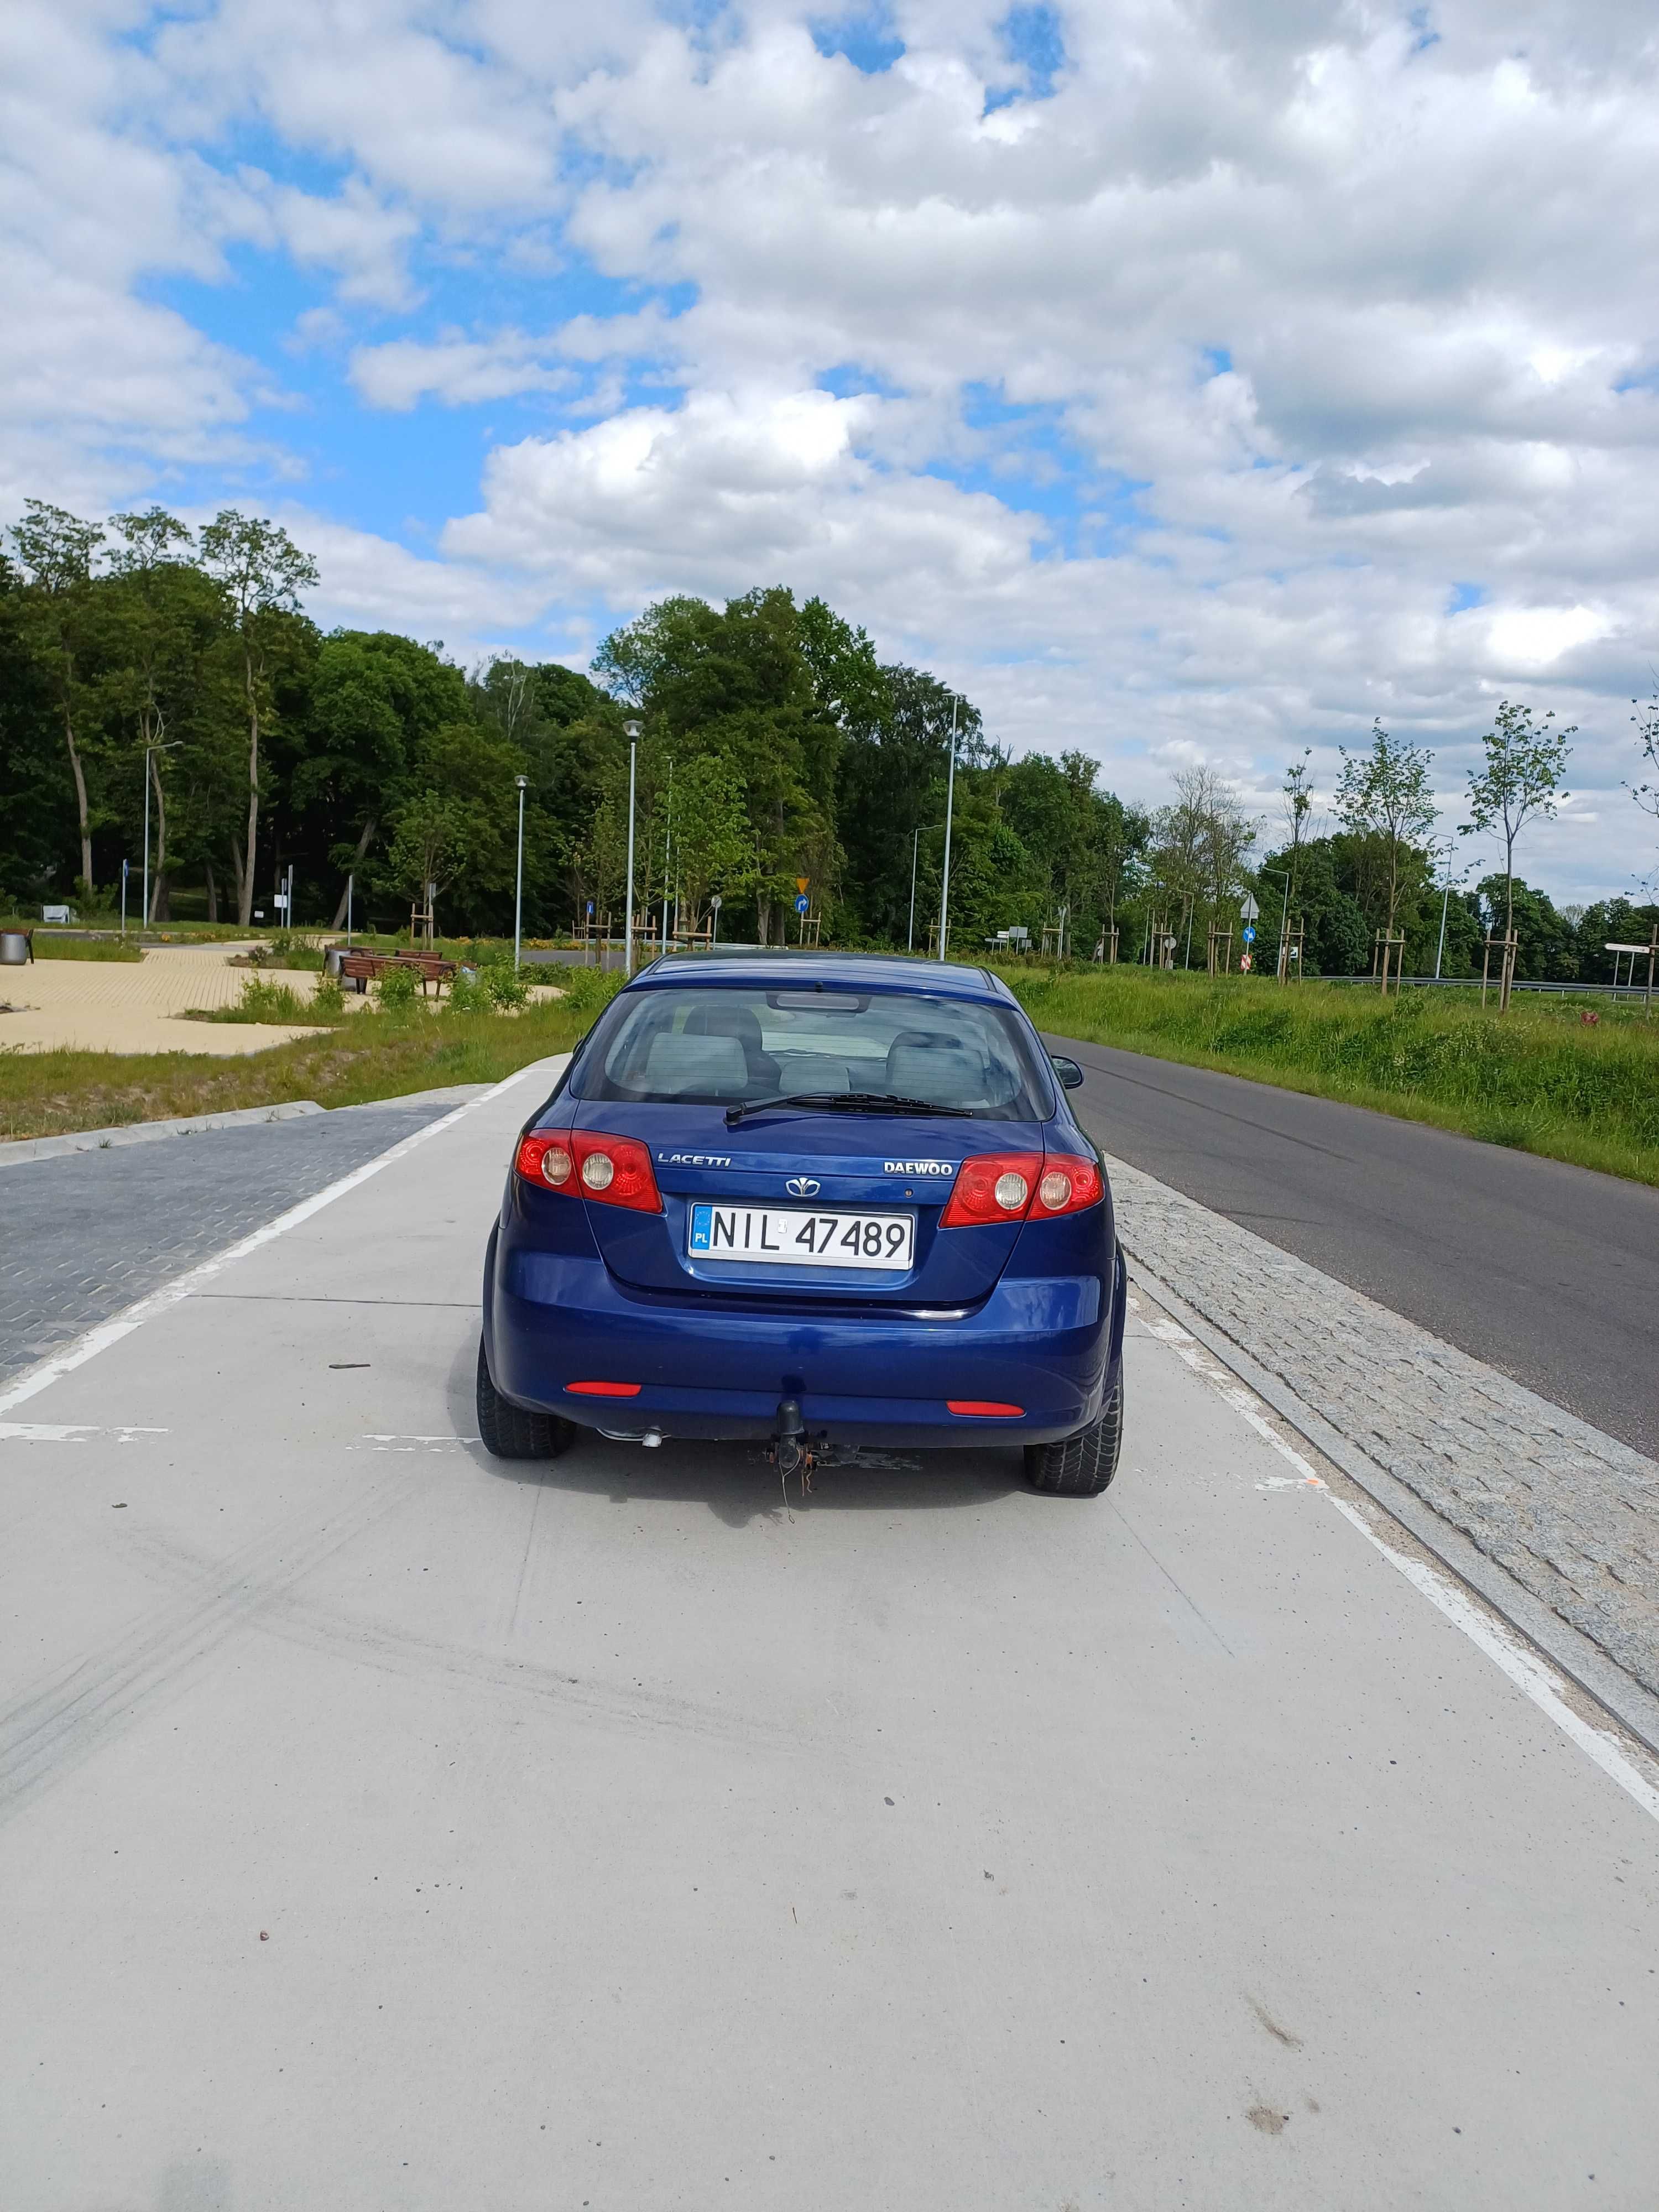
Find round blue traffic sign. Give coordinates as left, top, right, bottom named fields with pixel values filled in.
left=795, top=894, right=810, bottom=915
left=1241, top=925, right=1255, bottom=943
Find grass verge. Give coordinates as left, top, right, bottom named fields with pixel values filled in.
left=0, top=985, right=619, bottom=1141
left=997, top=964, right=1659, bottom=1187
left=20, top=935, right=144, bottom=962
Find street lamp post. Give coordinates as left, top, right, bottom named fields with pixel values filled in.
left=622, top=719, right=642, bottom=977
left=937, top=698, right=959, bottom=957
left=710, top=892, right=722, bottom=946
left=1433, top=842, right=1458, bottom=981
left=513, top=775, right=528, bottom=970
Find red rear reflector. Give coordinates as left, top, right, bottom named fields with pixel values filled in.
left=515, top=1130, right=662, bottom=1212
left=947, top=1400, right=1024, bottom=1418
left=566, top=1381, right=641, bottom=1397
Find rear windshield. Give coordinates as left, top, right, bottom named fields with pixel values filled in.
left=573, top=985, right=1050, bottom=1119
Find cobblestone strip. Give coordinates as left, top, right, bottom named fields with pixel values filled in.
left=1105, top=1150, right=1659, bottom=1703
left=0, top=1103, right=463, bottom=1390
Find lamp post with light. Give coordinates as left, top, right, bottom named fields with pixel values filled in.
left=622, top=719, right=642, bottom=977
left=513, top=775, right=529, bottom=969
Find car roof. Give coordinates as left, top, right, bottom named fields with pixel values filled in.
left=627, top=950, right=1014, bottom=1005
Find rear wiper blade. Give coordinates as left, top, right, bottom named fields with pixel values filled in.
left=724, top=1090, right=973, bottom=1129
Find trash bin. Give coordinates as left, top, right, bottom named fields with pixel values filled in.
left=324, top=947, right=346, bottom=979
left=0, top=932, right=30, bottom=966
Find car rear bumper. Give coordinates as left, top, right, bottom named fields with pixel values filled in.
left=486, top=1243, right=1123, bottom=1448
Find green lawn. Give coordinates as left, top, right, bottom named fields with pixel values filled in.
left=997, top=963, right=1659, bottom=1187
left=0, top=987, right=620, bottom=1142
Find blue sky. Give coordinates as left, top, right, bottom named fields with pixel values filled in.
left=6, top=0, right=1659, bottom=901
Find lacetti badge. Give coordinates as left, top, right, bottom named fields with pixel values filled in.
left=660, top=1152, right=732, bottom=1167
left=885, top=1159, right=956, bottom=1176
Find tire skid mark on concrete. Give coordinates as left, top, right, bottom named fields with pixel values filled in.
left=0, top=1481, right=405, bottom=1827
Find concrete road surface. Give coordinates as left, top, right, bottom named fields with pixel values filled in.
left=3, top=1067, right=1657, bottom=2211
left=1047, top=1033, right=1659, bottom=1458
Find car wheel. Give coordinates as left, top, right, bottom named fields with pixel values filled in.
left=1023, top=1369, right=1123, bottom=1497
left=476, top=1338, right=575, bottom=1460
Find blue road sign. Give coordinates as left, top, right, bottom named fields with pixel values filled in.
left=586, top=901, right=594, bottom=916
left=795, top=894, right=810, bottom=915
left=1241, top=925, right=1256, bottom=944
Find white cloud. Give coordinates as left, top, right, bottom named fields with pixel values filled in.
left=6, top=0, right=1659, bottom=898
left=441, top=387, right=1044, bottom=607
left=1484, top=604, right=1613, bottom=670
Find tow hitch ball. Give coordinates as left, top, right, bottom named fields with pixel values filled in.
left=769, top=1399, right=812, bottom=1482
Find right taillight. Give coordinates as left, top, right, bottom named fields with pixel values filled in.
left=1031, top=1155, right=1103, bottom=1218
left=514, top=1129, right=662, bottom=1213
left=940, top=1151, right=1045, bottom=1227
left=940, top=1149, right=1102, bottom=1227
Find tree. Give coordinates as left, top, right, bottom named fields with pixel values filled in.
left=1460, top=698, right=1575, bottom=951
left=1630, top=684, right=1659, bottom=891
left=383, top=792, right=472, bottom=937
left=105, top=508, right=211, bottom=920
left=1146, top=767, right=1255, bottom=963
left=595, top=588, right=840, bottom=946
left=379, top=720, right=524, bottom=935
left=1334, top=720, right=1437, bottom=933
left=198, top=512, right=319, bottom=923
left=1281, top=747, right=1313, bottom=905
left=296, top=632, right=469, bottom=925
left=8, top=500, right=106, bottom=894
left=661, top=753, right=754, bottom=931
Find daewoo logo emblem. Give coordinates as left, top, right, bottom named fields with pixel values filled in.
left=786, top=1176, right=821, bottom=1197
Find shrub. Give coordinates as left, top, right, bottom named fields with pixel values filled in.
left=376, top=963, right=420, bottom=1012
left=557, top=965, right=624, bottom=1019
left=447, top=971, right=491, bottom=1015
left=484, top=961, right=530, bottom=1011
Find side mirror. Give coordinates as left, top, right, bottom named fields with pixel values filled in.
left=1049, top=1054, right=1084, bottom=1090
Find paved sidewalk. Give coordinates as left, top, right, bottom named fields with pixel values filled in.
left=1105, top=1149, right=1659, bottom=1703
left=0, top=1100, right=483, bottom=1387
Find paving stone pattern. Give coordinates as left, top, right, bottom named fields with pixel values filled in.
left=1105, top=1149, right=1659, bottom=1702
left=0, top=1103, right=462, bottom=1389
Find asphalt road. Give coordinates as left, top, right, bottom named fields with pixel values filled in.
left=1048, top=1034, right=1659, bottom=1459
left=3, top=1062, right=1657, bottom=2209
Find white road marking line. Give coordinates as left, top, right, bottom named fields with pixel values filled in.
left=0, top=1057, right=562, bottom=1421
left=0, top=1422, right=167, bottom=1444
left=1136, top=1296, right=1659, bottom=1826
left=356, top=1434, right=482, bottom=1452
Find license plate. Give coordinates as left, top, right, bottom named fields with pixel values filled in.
left=688, top=1204, right=914, bottom=1271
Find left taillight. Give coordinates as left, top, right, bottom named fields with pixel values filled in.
left=514, top=1129, right=662, bottom=1213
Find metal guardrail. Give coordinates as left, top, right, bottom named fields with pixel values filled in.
left=1329, top=975, right=1654, bottom=1000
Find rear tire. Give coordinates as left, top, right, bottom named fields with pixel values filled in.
left=476, top=1338, right=575, bottom=1460
left=1023, top=1370, right=1123, bottom=1497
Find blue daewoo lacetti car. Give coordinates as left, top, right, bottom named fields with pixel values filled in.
left=477, top=952, right=1126, bottom=1496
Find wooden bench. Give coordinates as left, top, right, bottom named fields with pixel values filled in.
left=337, top=950, right=457, bottom=997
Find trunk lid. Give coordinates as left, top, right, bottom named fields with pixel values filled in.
left=573, top=1101, right=1040, bottom=1306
